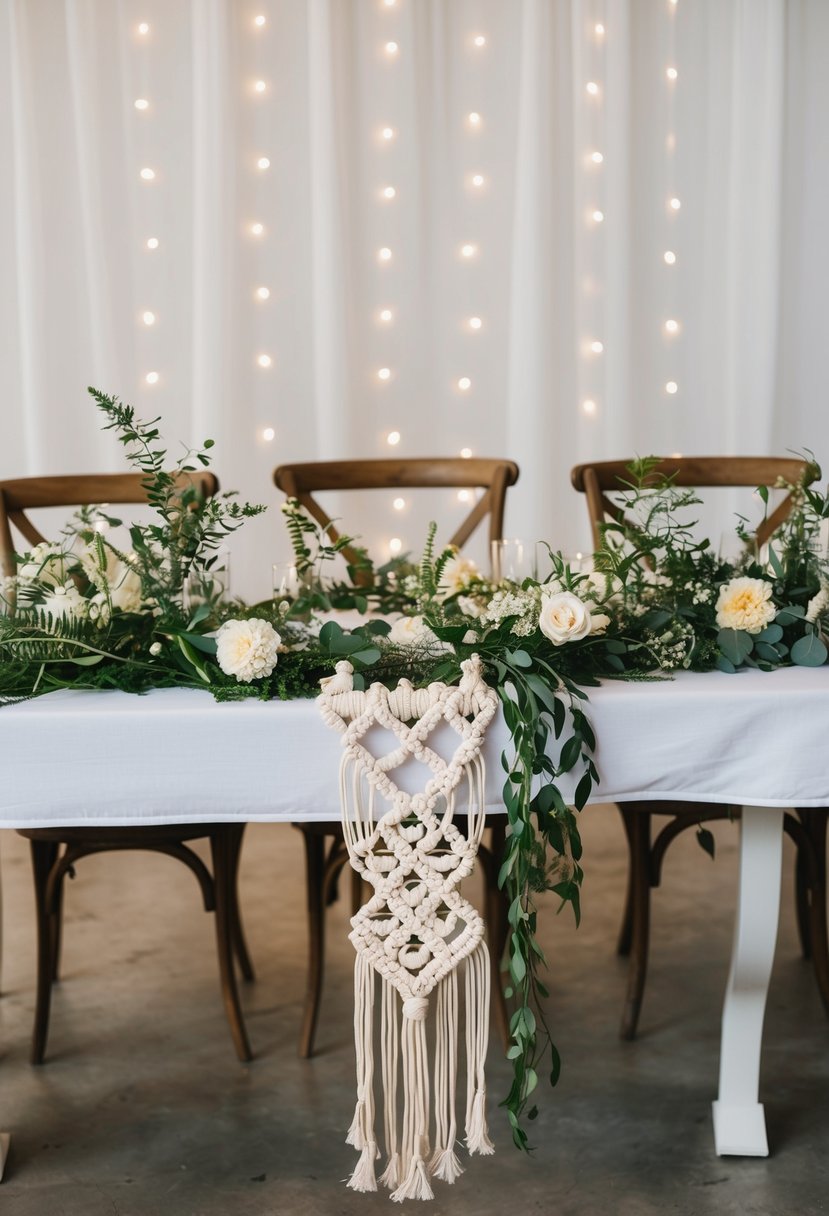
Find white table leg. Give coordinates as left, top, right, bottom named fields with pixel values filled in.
left=712, top=804, right=785, bottom=1156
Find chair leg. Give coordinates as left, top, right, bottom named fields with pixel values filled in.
left=30, top=840, right=60, bottom=1065
left=483, top=822, right=510, bottom=1049
left=795, top=838, right=812, bottom=959
left=620, top=811, right=651, bottom=1041
left=616, top=805, right=637, bottom=957
left=50, top=866, right=66, bottom=983
left=209, top=833, right=252, bottom=1063
left=299, top=829, right=327, bottom=1059
left=226, top=825, right=254, bottom=983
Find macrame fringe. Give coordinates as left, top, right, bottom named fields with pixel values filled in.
left=465, top=942, right=495, bottom=1155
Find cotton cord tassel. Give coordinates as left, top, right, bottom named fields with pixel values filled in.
left=391, top=997, right=434, bottom=1203
left=346, top=955, right=380, bottom=1192
left=464, top=942, right=494, bottom=1156
left=379, top=979, right=401, bottom=1190
left=430, top=969, right=463, bottom=1183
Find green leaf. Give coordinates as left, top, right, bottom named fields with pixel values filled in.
left=696, top=826, right=716, bottom=859
left=506, top=649, right=533, bottom=668
left=790, top=632, right=828, bottom=666
left=755, top=623, right=783, bottom=644
left=717, top=628, right=753, bottom=666
left=767, top=544, right=784, bottom=579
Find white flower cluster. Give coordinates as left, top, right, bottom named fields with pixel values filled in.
left=643, top=622, right=694, bottom=670
left=806, top=583, right=829, bottom=624
left=437, top=553, right=480, bottom=598
left=386, top=615, right=445, bottom=648
left=216, top=618, right=281, bottom=682
left=12, top=541, right=144, bottom=628
left=715, top=576, right=776, bottom=634
left=481, top=586, right=541, bottom=637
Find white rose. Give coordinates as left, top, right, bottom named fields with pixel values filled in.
left=457, top=594, right=484, bottom=619
left=387, top=615, right=441, bottom=647
left=538, top=591, right=592, bottom=646
left=438, top=553, right=479, bottom=598
left=216, top=617, right=281, bottom=682
left=584, top=569, right=624, bottom=606
left=41, top=583, right=87, bottom=622
left=18, top=543, right=69, bottom=587
left=715, top=577, right=776, bottom=635
left=108, top=561, right=143, bottom=614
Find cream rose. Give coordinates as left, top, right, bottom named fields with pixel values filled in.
left=715, top=576, right=776, bottom=634
left=438, top=553, right=479, bottom=598
left=538, top=591, right=592, bottom=646
left=41, top=583, right=87, bottom=622
left=216, top=618, right=281, bottom=682
left=387, top=615, right=441, bottom=647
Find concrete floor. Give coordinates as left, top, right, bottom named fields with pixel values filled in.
left=0, top=808, right=827, bottom=1216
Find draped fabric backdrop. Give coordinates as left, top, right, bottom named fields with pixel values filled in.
left=1, top=0, right=828, bottom=599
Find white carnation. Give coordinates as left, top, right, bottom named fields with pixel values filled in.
left=715, top=577, right=776, bottom=634
left=216, top=617, right=281, bottom=682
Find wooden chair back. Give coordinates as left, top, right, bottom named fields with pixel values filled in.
left=0, top=472, right=219, bottom=578
left=273, top=458, right=520, bottom=566
left=570, top=457, right=816, bottom=551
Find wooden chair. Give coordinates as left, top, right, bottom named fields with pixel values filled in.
left=571, top=456, right=829, bottom=1038
left=273, top=457, right=520, bottom=1057
left=0, top=473, right=254, bottom=1064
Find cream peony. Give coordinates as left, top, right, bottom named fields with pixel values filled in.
left=538, top=591, right=592, bottom=646
left=216, top=617, right=281, bottom=682
left=715, top=577, right=776, bottom=634
left=438, top=553, right=479, bottom=598
left=108, top=561, right=143, bottom=613
left=387, top=614, right=442, bottom=647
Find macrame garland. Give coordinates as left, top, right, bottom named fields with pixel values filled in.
left=318, top=654, right=498, bottom=1201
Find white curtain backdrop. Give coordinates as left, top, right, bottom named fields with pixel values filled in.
left=2, top=0, right=828, bottom=599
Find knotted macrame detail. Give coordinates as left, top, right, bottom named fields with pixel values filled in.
left=318, top=654, right=498, bottom=1201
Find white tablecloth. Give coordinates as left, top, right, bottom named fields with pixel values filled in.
left=0, top=666, right=827, bottom=828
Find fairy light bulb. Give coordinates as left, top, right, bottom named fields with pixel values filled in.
left=257, top=156, right=270, bottom=170
left=666, top=381, right=678, bottom=394
left=664, top=250, right=677, bottom=265
left=145, top=371, right=159, bottom=385
left=379, top=308, right=393, bottom=323
left=256, top=287, right=270, bottom=301
left=457, top=489, right=472, bottom=503
left=457, top=377, right=471, bottom=391
left=590, top=151, right=604, bottom=164
left=383, top=185, right=396, bottom=199
left=387, top=430, right=401, bottom=446
left=468, top=111, right=481, bottom=127
left=378, top=246, right=392, bottom=262
left=459, top=447, right=472, bottom=458
left=592, top=209, right=604, bottom=223
left=140, top=167, right=155, bottom=180
left=582, top=398, right=597, bottom=415
left=146, top=237, right=159, bottom=250
left=586, top=81, right=599, bottom=96
left=257, top=354, right=272, bottom=368
left=134, top=98, right=149, bottom=111
left=385, top=41, right=399, bottom=57
left=469, top=316, right=482, bottom=330
left=137, top=22, right=149, bottom=35
left=378, top=367, right=391, bottom=381
left=460, top=243, right=477, bottom=259
left=254, top=80, right=266, bottom=93
left=590, top=340, right=604, bottom=353
left=473, top=35, right=486, bottom=48
left=254, top=14, right=266, bottom=27
left=251, top=222, right=264, bottom=236
left=262, top=427, right=275, bottom=442
left=471, top=174, right=485, bottom=190
left=669, top=197, right=681, bottom=210
left=666, top=66, right=678, bottom=81
left=381, top=126, right=395, bottom=141
left=665, top=319, right=680, bottom=334
left=142, top=311, right=156, bottom=326
left=594, top=22, right=605, bottom=37
left=389, top=537, right=403, bottom=554
left=393, top=497, right=406, bottom=511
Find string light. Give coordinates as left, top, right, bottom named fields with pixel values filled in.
left=467, top=111, right=481, bottom=127
left=460, top=243, right=477, bottom=259
left=262, top=427, right=275, bottom=442
left=134, top=98, right=149, bottom=111
left=378, top=246, right=392, bottom=262
left=665, top=319, right=680, bottom=334
left=471, top=173, right=485, bottom=188
left=389, top=537, right=403, bottom=554
left=594, top=22, right=605, bottom=36
left=146, top=237, right=159, bottom=250
left=457, top=490, right=472, bottom=503
left=664, top=250, right=677, bottom=264
left=393, top=497, right=406, bottom=511
left=468, top=316, right=482, bottom=330
left=255, top=287, right=270, bottom=301
left=142, top=311, right=156, bottom=326
left=378, top=367, right=391, bottom=381
left=457, top=377, right=471, bottom=391
left=382, top=185, right=397, bottom=199
left=473, top=35, right=486, bottom=48
left=379, top=308, right=393, bottom=323
left=666, top=381, right=678, bottom=394
left=582, top=398, right=597, bottom=415
left=592, top=209, right=604, bottom=223
left=586, top=81, right=599, bottom=96
left=387, top=430, right=401, bottom=446
left=137, top=22, right=149, bottom=35
left=383, top=0, right=397, bottom=7
left=590, top=151, right=604, bottom=164
left=459, top=447, right=472, bottom=458
left=384, top=41, right=399, bottom=57
left=257, top=354, right=272, bottom=368
left=381, top=126, right=395, bottom=141
left=590, top=340, right=604, bottom=353
left=669, top=197, right=681, bottom=210
left=145, top=371, right=159, bottom=385
left=666, top=66, right=678, bottom=81
left=250, top=222, right=265, bottom=236
left=257, top=156, right=270, bottom=170
left=140, top=167, right=155, bottom=180
left=254, top=80, right=267, bottom=93
left=254, top=14, right=266, bottom=27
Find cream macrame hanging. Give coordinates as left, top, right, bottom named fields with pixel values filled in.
left=318, top=654, right=499, bottom=1202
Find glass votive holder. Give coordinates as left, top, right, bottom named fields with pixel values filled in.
left=491, top=539, right=528, bottom=584
left=184, top=552, right=230, bottom=614
left=273, top=561, right=300, bottom=602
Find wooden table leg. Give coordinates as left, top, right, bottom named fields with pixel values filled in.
left=0, top=1132, right=9, bottom=1181
left=712, top=805, right=784, bottom=1157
